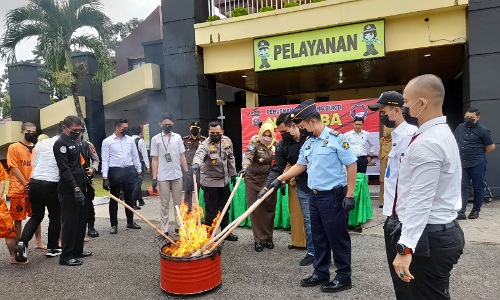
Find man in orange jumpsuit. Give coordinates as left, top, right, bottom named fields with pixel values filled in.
left=0, top=165, right=18, bottom=263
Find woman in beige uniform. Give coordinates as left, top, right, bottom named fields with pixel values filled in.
left=241, top=122, right=277, bottom=252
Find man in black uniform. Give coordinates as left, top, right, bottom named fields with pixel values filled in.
left=53, top=115, right=92, bottom=266
left=183, top=121, right=206, bottom=204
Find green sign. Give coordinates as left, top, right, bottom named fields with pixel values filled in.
left=254, top=20, right=385, bottom=71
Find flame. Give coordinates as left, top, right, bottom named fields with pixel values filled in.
left=163, top=203, right=220, bottom=257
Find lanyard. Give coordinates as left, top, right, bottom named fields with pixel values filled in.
left=161, top=134, right=171, bottom=153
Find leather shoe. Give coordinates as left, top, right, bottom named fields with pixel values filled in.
left=75, top=252, right=93, bottom=258
left=110, top=226, right=117, bottom=234
left=300, top=274, right=330, bottom=287
left=138, top=199, right=145, bottom=206
left=264, top=240, right=274, bottom=249
left=456, top=213, right=466, bottom=220
left=133, top=205, right=141, bottom=210
left=468, top=211, right=479, bottom=219
left=254, top=242, right=264, bottom=252
left=127, top=222, right=141, bottom=229
left=320, top=280, right=352, bottom=293
left=59, top=258, right=82, bottom=266
left=88, top=228, right=99, bottom=238
left=225, top=233, right=238, bottom=241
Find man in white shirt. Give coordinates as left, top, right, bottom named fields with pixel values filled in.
left=130, top=126, right=151, bottom=207
left=345, top=117, right=375, bottom=173
left=368, top=91, right=417, bottom=300
left=101, top=119, right=143, bottom=234
left=393, top=74, right=465, bottom=299
left=150, top=113, right=189, bottom=235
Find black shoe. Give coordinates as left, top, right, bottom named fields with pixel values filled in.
left=46, top=248, right=62, bottom=257
left=110, top=226, right=118, bottom=234
left=287, top=244, right=306, bottom=250
left=59, top=258, right=82, bottom=266
left=264, top=240, right=274, bottom=249
left=300, top=254, right=314, bottom=266
left=75, top=252, right=93, bottom=258
left=127, top=222, right=141, bottom=229
left=255, top=242, right=264, bottom=252
left=225, top=233, right=238, bottom=241
left=468, top=211, right=479, bottom=219
left=14, top=241, right=28, bottom=263
left=321, top=280, right=352, bottom=293
left=175, top=228, right=180, bottom=234
left=133, top=205, right=141, bottom=210
left=379, top=204, right=383, bottom=208
left=138, top=199, right=145, bottom=206
left=88, top=228, right=99, bottom=238
left=348, top=226, right=363, bottom=233
left=456, top=213, right=466, bottom=220
left=300, top=274, right=330, bottom=287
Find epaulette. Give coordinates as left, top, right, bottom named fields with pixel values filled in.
left=329, top=130, right=340, bottom=137
left=183, top=135, right=190, bottom=139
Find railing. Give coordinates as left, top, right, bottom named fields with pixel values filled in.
left=207, top=0, right=326, bottom=18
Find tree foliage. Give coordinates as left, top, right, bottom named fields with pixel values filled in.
left=104, top=17, right=143, bottom=53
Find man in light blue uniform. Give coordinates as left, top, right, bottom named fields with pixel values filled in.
left=268, top=99, right=358, bottom=294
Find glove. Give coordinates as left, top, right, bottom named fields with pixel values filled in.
left=237, top=168, right=247, bottom=177
left=189, top=163, right=200, bottom=175
left=103, top=179, right=110, bottom=191
left=268, top=178, right=284, bottom=191
left=342, top=196, right=355, bottom=212
left=152, top=179, right=158, bottom=193
left=280, top=184, right=286, bottom=196
left=257, top=187, right=268, bottom=199
left=75, top=190, right=85, bottom=207
left=230, top=176, right=236, bottom=186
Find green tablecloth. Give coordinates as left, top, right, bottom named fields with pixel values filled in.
left=348, top=173, right=374, bottom=226
left=198, top=179, right=291, bottom=229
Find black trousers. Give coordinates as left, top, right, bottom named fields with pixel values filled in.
left=310, top=189, right=351, bottom=283
left=132, top=163, right=146, bottom=202
left=86, top=185, right=96, bottom=228
left=109, top=166, right=136, bottom=226
left=356, top=156, right=368, bottom=173
left=59, top=191, right=87, bottom=261
left=202, top=185, right=231, bottom=229
left=383, top=217, right=413, bottom=300
left=21, top=179, right=61, bottom=249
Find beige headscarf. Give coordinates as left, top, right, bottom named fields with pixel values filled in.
left=257, top=121, right=276, bottom=149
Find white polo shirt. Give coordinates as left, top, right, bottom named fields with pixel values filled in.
left=382, top=121, right=417, bottom=217
left=31, top=136, right=59, bottom=182
left=150, top=132, right=185, bottom=181
left=396, top=116, right=462, bottom=250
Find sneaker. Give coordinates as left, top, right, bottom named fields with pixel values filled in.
left=14, top=241, right=28, bottom=263
left=46, top=248, right=62, bottom=257
left=300, top=253, right=314, bottom=266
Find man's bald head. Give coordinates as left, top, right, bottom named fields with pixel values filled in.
left=405, top=74, right=445, bottom=106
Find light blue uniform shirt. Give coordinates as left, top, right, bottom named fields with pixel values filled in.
left=297, top=126, right=357, bottom=191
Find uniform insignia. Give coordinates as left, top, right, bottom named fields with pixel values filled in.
left=60, top=146, right=67, bottom=153
left=305, top=143, right=311, bottom=150
left=247, top=144, right=256, bottom=151
left=211, top=159, right=217, bottom=165
left=305, top=157, right=309, bottom=163
left=329, top=130, right=340, bottom=136
left=210, top=145, right=216, bottom=151
left=342, top=141, right=350, bottom=149
left=258, top=157, right=264, bottom=163
left=224, top=142, right=229, bottom=148
left=323, top=140, right=329, bottom=146
left=69, top=145, right=75, bottom=149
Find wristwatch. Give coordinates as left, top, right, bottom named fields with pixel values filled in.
left=396, top=243, right=413, bottom=255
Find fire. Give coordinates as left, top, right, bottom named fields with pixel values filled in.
left=163, top=203, right=220, bottom=257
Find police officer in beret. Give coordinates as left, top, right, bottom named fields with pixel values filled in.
left=183, top=122, right=206, bottom=203
left=261, top=99, right=358, bottom=293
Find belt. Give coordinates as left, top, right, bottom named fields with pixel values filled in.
left=30, top=178, right=58, bottom=184
left=425, top=221, right=458, bottom=233
left=109, top=166, right=134, bottom=170
left=311, top=185, right=345, bottom=195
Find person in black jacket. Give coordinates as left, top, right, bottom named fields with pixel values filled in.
left=53, top=116, right=92, bottom=266
left=261, top=113, right=315, bottom=266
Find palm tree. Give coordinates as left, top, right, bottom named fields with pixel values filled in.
left=0, top=0, right=114, bottom=139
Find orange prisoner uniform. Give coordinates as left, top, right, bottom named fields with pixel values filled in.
left=0, top=166, right=16, bottom=238
left=7, top=142, right=34, bottom=220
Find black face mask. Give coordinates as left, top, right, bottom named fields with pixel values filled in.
left=380, top=114, right=396, bottom=128
left=24, top=132, right=37, bottom=143
left=300, top=128, right=313, bottom=137
left=210, top=134, right=222, bottom=143
left=162, top=125, right=173, bottom=134
left=402, top=106, right=419, bottom=127
left=69, top=131, right=80, bottom=140
left=121, top=128, right=130, bottom=136
left=281, top=131, right=294, bottom=141
left=191, top=128, right=200, bottom=136
left=464, top=118, right=476, bottom=128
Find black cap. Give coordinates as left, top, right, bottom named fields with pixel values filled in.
left=190, top=121, right=201, bottom=128
left=363, top=24, right=376, bottom=33
left=258, top=40, right=269, bottom=49
left=290, top=99, right=316, bottom=124
left=368, top=91, right=404, bottom=111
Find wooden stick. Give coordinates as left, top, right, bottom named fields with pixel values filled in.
left=210, top=173, right=243, bottom=239
left=108, top=194, right=178, bottom=246
left=192, top=173, right=201, bottom=226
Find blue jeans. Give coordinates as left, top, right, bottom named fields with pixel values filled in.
left=296, top=185, right=314, bottom=255
left=460, top=161, right=486, bottom=214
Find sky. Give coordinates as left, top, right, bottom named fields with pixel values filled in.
left=0, top=0, right=162, bottom=73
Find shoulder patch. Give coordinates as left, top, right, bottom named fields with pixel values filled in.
left=60, top=146, right=67, bottom=153
left=342, top=141, right=350, bottom=149
left=329, top=130, right=340, bottom=136
left=247, top=144, right=256, bottom=151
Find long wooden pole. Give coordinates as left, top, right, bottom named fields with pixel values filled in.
left=108, top=194, right=178, bottom=246
left=192, top=173, right=201, bottom=226
left=210, top=173, right=243, bottom=239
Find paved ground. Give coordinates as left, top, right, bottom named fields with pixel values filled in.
left=1, top=194, right=499, bottom=300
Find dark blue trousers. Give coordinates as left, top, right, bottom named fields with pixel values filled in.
left=460, top=161, right=486, bottom=214
left=310, top=191, right=351, bottom=283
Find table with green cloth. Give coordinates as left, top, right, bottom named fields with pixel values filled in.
left=348, top=172, right=374, bottom=226
left=197, top=179, right=291, bottom=229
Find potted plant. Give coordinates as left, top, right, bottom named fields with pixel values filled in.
left=284, top=2, right=300, bottom=8
left=259, top=6, right=275, bottom=12
left=232, top=7, right=249, bottom=17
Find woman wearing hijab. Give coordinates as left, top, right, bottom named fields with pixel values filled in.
left=241, top=122, right=278, bottom=252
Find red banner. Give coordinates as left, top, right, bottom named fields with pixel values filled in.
left=241, top=98, right=382, bottom=175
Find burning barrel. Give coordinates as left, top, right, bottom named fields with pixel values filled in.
left=159, top=243, right=223, bottom=295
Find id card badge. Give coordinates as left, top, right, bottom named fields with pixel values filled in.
left=164, top=153, right=172, bottom=162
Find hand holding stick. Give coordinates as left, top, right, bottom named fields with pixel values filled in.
left=109, top=194, right=177, bottom=246
left=210, top=173, right=244, bottom=239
